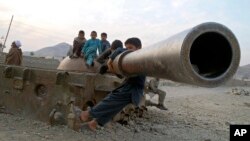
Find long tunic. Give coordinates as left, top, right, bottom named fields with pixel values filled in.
left=73, top=37, right=86, bottom=57
left=82, top=39, right=101, bottom=65
left=5, top=47, right=22, bottom=66
left=82, top=39, right=101, bottom=57
left=99, top=40, right=110, bottom=54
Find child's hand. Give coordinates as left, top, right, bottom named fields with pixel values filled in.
left=81, top=53, right=84, bottom=58
left=107, top=67, right=115, bottom=73
left=107, top=59, right=115, bottom=73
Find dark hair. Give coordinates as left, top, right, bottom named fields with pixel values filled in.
left=125, top=37, right=142, bottom=49
left=79, top=30, right=84, bottom=34
left=111, top=40, right=123, bottom=50
left=101, top=32, right=107, bottom=37
left=91, top=31, right=97, bottom=34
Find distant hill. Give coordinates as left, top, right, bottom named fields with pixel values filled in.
left=235, top=64, right=250, bottom=80
left=23, top=42, right=72, bottom=58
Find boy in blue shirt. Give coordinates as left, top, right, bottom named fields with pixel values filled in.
left=82, top=31, right=101, bottom=67
left=79, top=37, right=145, bottom=131
left=99, top=32, right=110, bottom=54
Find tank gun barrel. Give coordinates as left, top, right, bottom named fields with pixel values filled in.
left=112, top=22, right=240, bottom=87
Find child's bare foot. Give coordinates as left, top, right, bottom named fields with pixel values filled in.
left=80, top=111, right=89, bottom=122
left=88, top=120, right=98, bottom=131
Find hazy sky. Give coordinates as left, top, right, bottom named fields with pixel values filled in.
left=0, top=0, right=249, bottom=65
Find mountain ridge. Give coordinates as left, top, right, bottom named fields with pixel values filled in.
left=23, top=42, right=72, bottom=58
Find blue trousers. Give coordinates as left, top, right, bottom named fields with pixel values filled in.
left=89, top=86, right=135, bottom=126
left=85, top=54, right=95, bottom=66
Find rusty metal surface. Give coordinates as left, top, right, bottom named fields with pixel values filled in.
left=57, top=56, right=100, bottom=72
left=0, top=64, right=122, bottom=123
left=113, top=22, right=240, bottom=87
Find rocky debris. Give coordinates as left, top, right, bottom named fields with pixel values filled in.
left=161, top=80, right=184, bottom=87
left=244, top=102, right=250, bottom=108
left=3, top=86, right=249, bottom=141
left=231, top=88, right=250, bottom=96
left=0, top=106, right=14, bottom=115
left=112, top=104, right=147, bottom=126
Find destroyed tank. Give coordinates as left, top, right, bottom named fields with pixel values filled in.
left=0, top=22, right=240, bottom=130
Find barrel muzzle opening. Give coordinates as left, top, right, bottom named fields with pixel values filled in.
left=190, top=32, right=233, bottom=79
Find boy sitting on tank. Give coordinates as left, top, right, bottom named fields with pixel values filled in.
left=97, top=40, right=124, bottom=74
left=81, top=31, right=101, bottom=68
left=79, top=37, right=145, bottom=131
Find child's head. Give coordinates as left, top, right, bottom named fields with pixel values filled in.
left=125, top=37, right=142, bottom=51
left=78, top=30, right=85, bottom=38
left=90, top=31, right=97, bottom=39
left=101, top=32, right=107, bottom=41
left=111, top=40, right=123, bottom=51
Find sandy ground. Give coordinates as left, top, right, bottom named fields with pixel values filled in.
left=1, top=86, right=250, bottom=141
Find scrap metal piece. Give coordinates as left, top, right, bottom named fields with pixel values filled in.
left=3, top=66, right=13, bottom=78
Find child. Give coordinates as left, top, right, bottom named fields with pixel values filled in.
left=82, top=31, right=101, bottom=67
left=97, top=40, right=124, bottom=74
left=146, top=78, right=168, bottom=110
left=96, top=39, right=123, bottom=64
left=80, top=37, right=145, bottom=131
left=99, top=32, right=111, bottom=54
left=71, top=30, right=86, bottom=58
